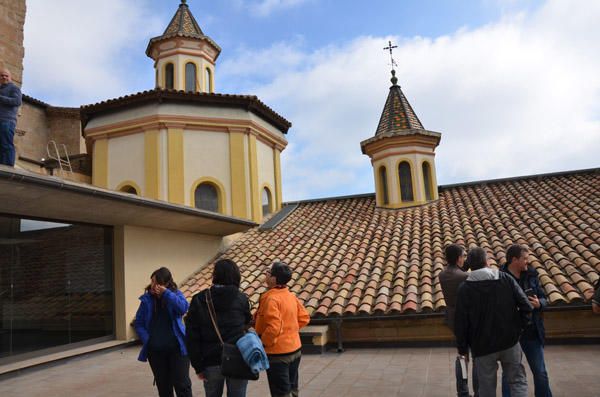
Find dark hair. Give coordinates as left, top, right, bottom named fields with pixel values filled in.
left=270, top=261, right=292, bottom=285
left=445, top=244, right=465, bottom=267
left=465, top=247, right=487, bottom=271
left=146, top=267, right=177, bottom=292
left=212, top=259, right=241, bottom=287
left=506, top=244, right=529, bottom=265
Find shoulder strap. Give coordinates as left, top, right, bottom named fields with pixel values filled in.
left=205, top=288, right=224, bottom=346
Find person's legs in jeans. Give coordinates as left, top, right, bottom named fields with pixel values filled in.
left=499, top=343, right=528, bottom=397
left=203, top=365, right=226, bottom=397
left=148, top=351, right=175, bottom=397
left=225, top=376, right=249, bottom=397
left=0, top=121, right=16, bottom=166
left=474, top=351, right=499, bottom=397
left=520, top=338, right=552, bottom=397
left=167, top=351, right=192, bottom=397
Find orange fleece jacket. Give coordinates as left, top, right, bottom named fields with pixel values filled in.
left=255, top=287, right=310, bottom=355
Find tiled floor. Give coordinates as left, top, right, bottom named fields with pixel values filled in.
left=0, top=345, right=598, bottom=396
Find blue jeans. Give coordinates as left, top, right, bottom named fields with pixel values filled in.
left=502, top=337, right=552, bottom=397
left=0, top=120, right=16, bottom=166
left=203, top=365, right=248, bottom=397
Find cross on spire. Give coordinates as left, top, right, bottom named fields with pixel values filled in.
left=384, top=41, right=399, bottom=86
left=383, top=40, right=398, bottom=70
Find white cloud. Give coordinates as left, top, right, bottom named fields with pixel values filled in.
left=23, top=0, right=162, bottom=106
left=222, top=0, right=600, bottom=200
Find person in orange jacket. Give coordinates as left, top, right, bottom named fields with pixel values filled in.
left=255, top=262, right=310, bottom=397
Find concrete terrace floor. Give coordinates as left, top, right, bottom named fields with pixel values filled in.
left=0, top=345, right=599, bottom=397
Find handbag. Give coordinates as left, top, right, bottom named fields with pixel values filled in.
left=206, top=289, right=259, bottom=381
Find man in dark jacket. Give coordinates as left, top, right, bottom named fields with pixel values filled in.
left=439, top=243, right=474, bottom=397
left=0, top=68, right=22, bottom=167
left=501, top=244, right=553, bottom=397
left=455, top=247, right=533, bottom=397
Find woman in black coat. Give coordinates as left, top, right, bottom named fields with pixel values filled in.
left=185, top=259, right=252, bottom=397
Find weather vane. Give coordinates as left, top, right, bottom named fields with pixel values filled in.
left=383, top=40, right=398, bottom=70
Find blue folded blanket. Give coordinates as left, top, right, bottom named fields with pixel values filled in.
left=236, top=330, right=269, bottom=374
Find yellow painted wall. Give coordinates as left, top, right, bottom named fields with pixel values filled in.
left=167, top=128, right=185, bottom=204
left=144, top=129, right=162, bottom=200
left=183, top=130, right=231, bottom=212
left=256, top=140, right=276, bottom=214
left=248, top=134, right=260, bottom=222
left=229, top=131, right=249, bottom=218
left=107, top=134, right=145, bottom=194
left=113, top=225, right=222, bottom=340
left=92, top=138, right=108, bottom=188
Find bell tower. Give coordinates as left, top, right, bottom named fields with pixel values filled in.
left=361, top=42, right=441, bottom=208
left=146, top=0, right=220, bottom=93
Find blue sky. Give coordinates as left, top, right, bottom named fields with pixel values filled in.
left=23, top=0, right=599, bottom=200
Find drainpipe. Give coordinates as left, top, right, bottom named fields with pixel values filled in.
left=335, top=318, right=344, bottom=353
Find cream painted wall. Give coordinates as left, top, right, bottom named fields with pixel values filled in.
left=256, top=140, right=276, bottom=207
left=159, top=128, right=168, bottom=200
left=108, top=134, right=145, bottom=193
left=86, top=104, right=288, bottom=146
left=183, top=130, right=231, bottom=212
left=114, top=225, right=222, bottom=340
left=85, top=104, right=160, bottom=130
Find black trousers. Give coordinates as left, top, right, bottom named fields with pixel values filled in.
left=147, top=350, right=192, bottom=397
left=266, top=350, right=302, bottom=397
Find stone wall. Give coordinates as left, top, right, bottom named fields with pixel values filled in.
left=16, top=100, right=50, bottom=162
left=0, top=0, right=26, bottom=86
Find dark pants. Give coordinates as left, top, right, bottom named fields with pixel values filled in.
left=266, top=350, right=301, bottom=397
left=502, top=337, right=552, bottom=397
left=202, top=365, right=248, bottom=397
left=455, top=355, right=479, bottom=397
left=147, top=350, right=192, bottom=397
left=0, top=120, right=16, bottom=166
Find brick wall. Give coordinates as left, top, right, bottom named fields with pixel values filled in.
left=0, top=0, right=26, bottom=86
left=47, top=107, right=84, bottom=155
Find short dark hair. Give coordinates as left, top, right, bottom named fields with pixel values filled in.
left=147, top=267, right=177, bottom=292
left=270, top=261, right=292, bottom=285
left=465, top=247, right=487, bottom=271
left=445, top=244, right=465, bottom=267
left=213, top=259, right=241, bottom=287
left=506, top=244, right=529, bottom=265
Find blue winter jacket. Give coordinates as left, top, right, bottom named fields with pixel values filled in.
left=134, top=289, right=189, bottom=362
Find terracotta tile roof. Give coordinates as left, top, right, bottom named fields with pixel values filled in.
left=374, top=72, right=424, bottom=136
left=80, top=89, right=291, bottom=133
left=180, top=169, right=600, bottom=318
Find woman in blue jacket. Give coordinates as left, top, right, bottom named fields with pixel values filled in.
left=135, top=267, right=192, bottom=397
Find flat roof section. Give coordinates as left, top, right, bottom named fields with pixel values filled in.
left=0, top=166, right=256, bottom=236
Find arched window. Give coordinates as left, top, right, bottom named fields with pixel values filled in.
left=185, top=62, right=196, bottom=92
left=119, top=185, right=138, bottom=195
left=422, top=162, right=433, bottom=201
left=165, top=63, right=174, bottom=90
left=398, top=161, right=414, bottom=202
left=205, top=68, right=212, bottom=92
left=262, top=187, right=272, bottom=217
left=379, top=166, right=389, bottom=205
left=194, top=183, right=219, bottom=212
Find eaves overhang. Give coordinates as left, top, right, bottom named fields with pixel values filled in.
left=0, top=166, right=256, bottom=236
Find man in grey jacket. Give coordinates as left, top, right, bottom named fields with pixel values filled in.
left=0, top=68, right=22, bottom=167
left=439, top=243, right=475, bottom=397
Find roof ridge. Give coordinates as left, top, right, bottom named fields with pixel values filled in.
left=281, top=168, right=600, bottom=205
